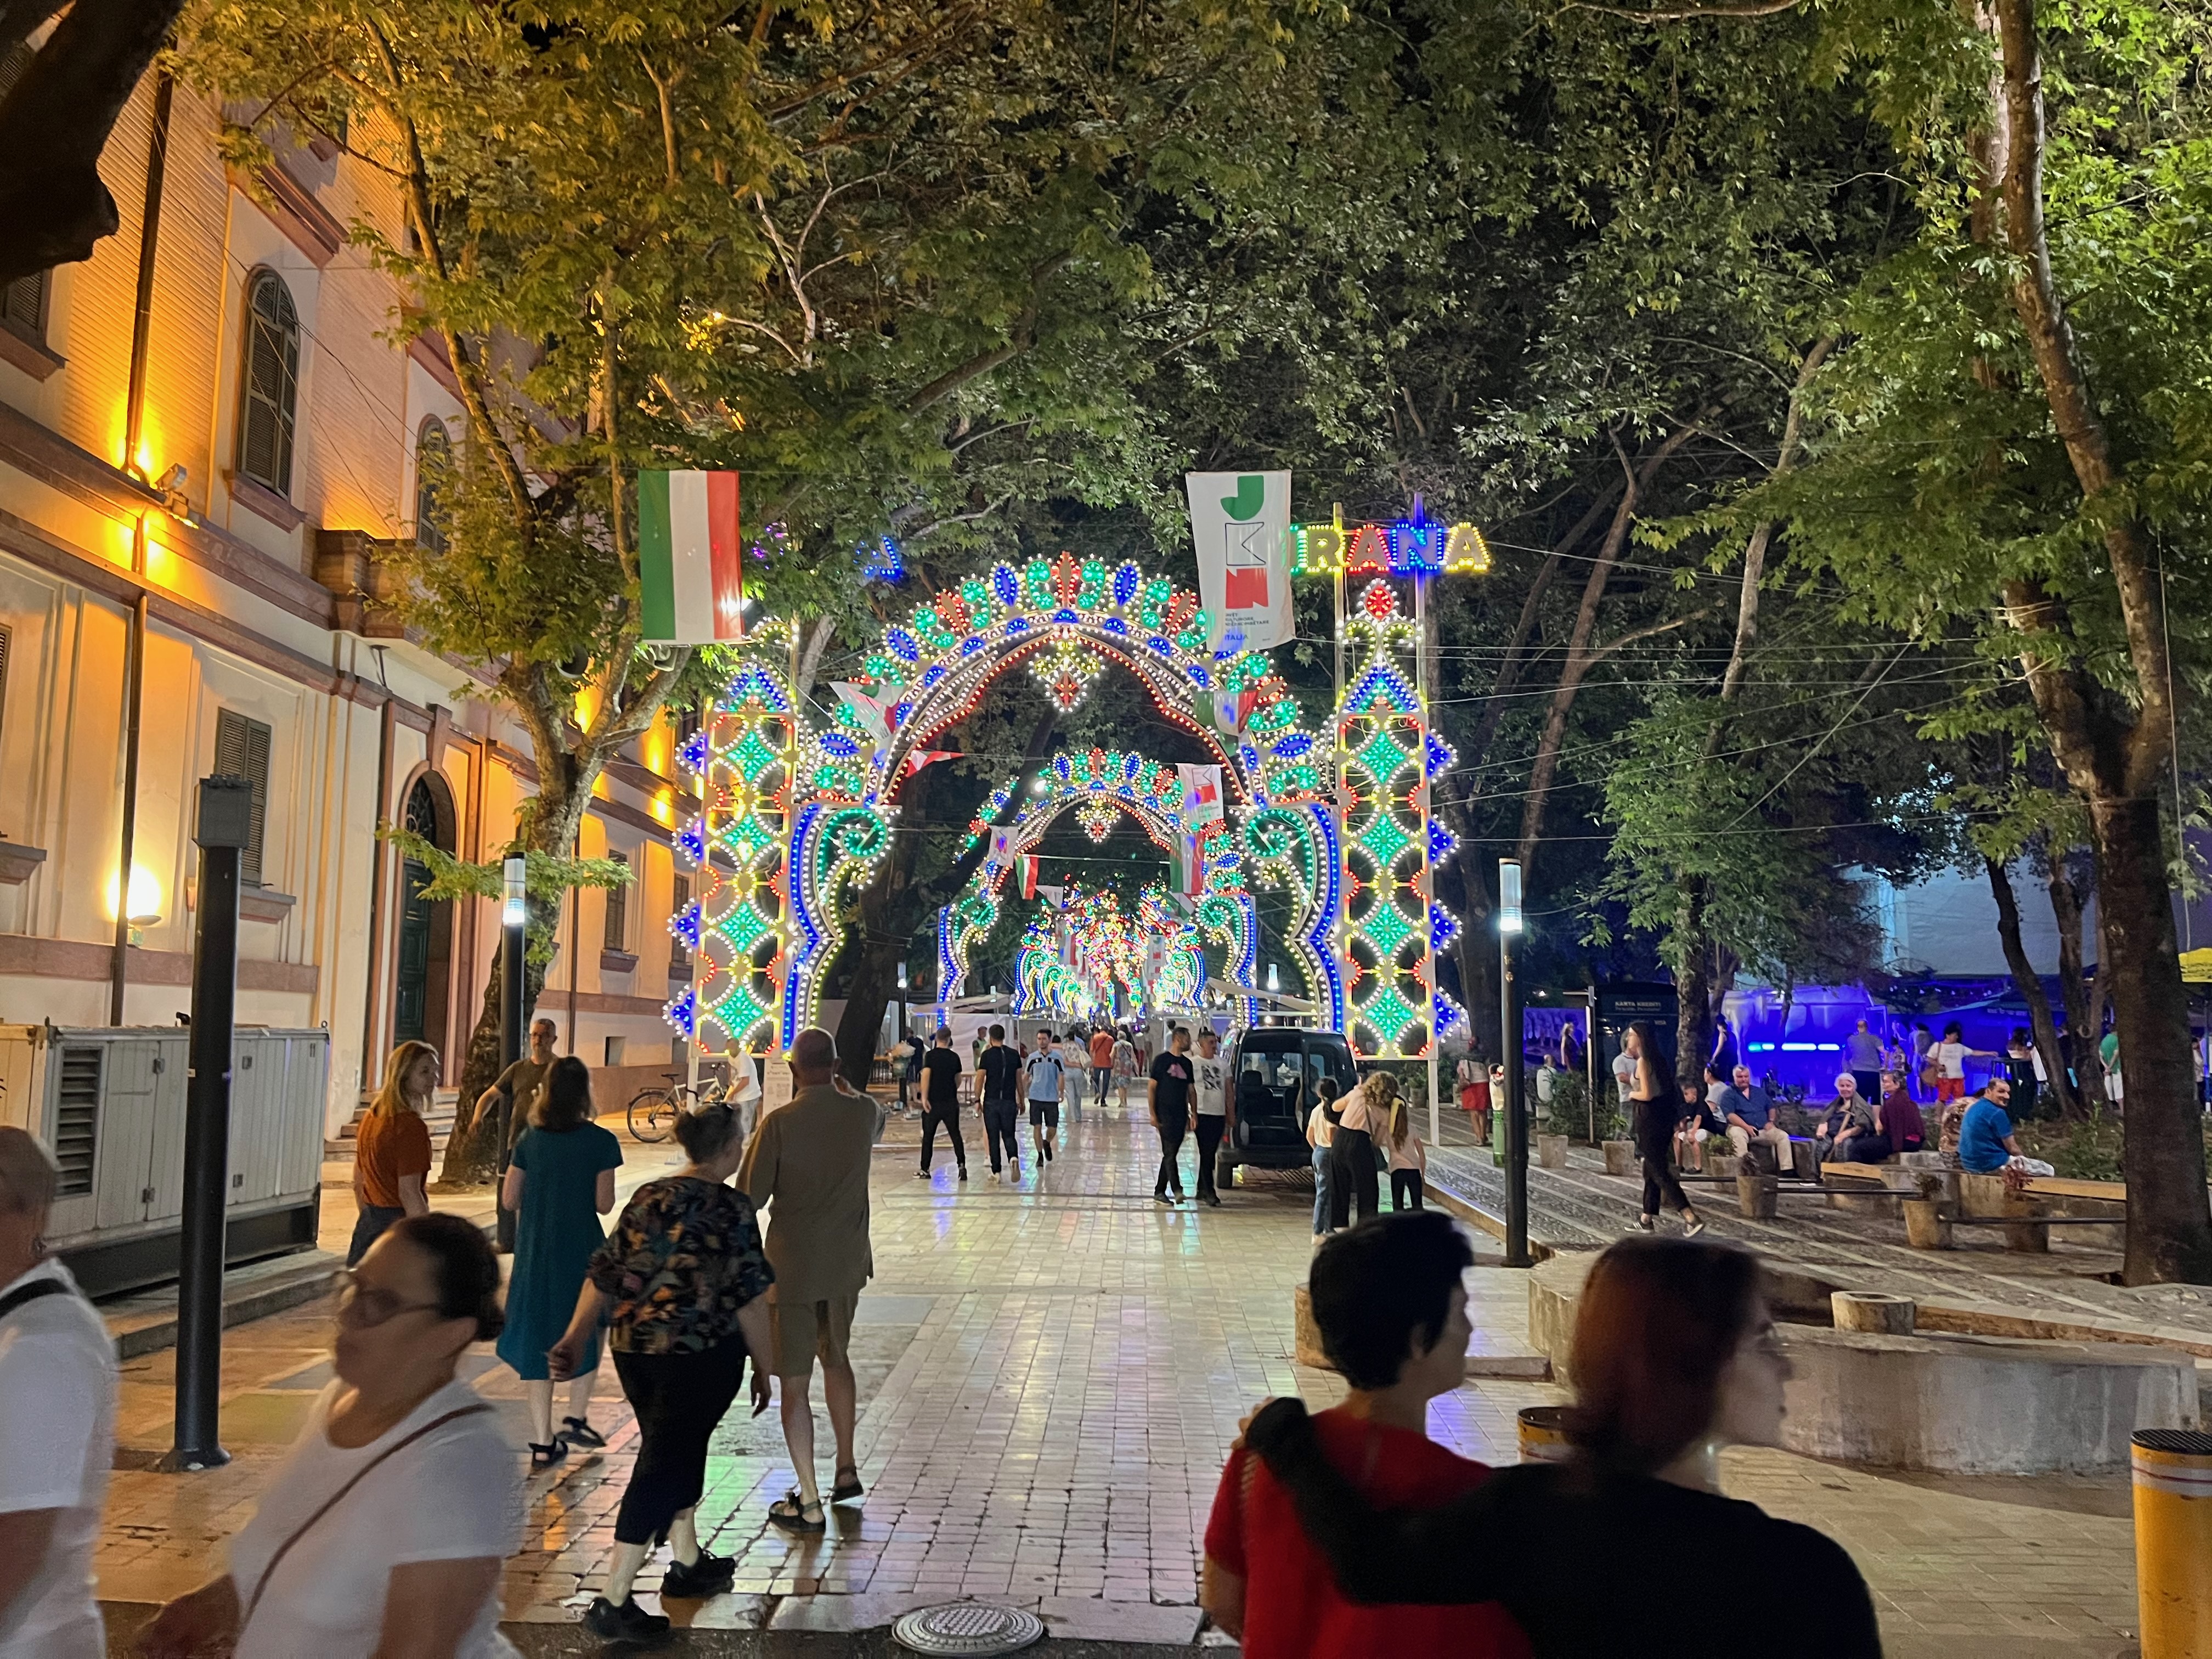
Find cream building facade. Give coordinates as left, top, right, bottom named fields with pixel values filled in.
left=0, top=74, right=698, bottom=1137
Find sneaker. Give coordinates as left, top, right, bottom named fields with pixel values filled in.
left=661, top=1549, right=736, bottom=1599
left=916, top=1168, right=929, bottom=1179
left=1684, top=1217, right=1708, bottom=1238
left=958, top=1165, right=969, bottom=1182
left=558, top=1417, right=606, bottom=1450
left=1204, top=1192, right=1221, bottom=1208
left=583, top=1596, right=672, bottom=1645
left=1155, top=1191, right=1173, bottom=1205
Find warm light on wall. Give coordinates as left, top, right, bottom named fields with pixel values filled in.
left=652, top=788, right=674, bottom=825
left=574, top=684, right=602, bottom=731
left=642, top=713, right=673, bottom=778
left=108, top=865, right=163, bottom=925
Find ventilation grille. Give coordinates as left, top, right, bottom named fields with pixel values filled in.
left=52, top=1047, right=100, bottom=1196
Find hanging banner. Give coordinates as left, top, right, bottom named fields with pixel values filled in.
left=1177, top=763, right=1225, bottom=831
left=1173, top=832, right=1206, bottom=895
left=907, top=749, right=960, bottom=777
left=1211, top=688, right=1260, bottom=737
left=1015, top=854, right=1041, bottom=900
left=1186, top=470, right=1293, bottom=654
left=986, top=828, right=1017, bottom=871
left=830, top=682, right=893, bottom=746
left=639, top=470, right=744, bottom=644
left=1036, top=883, right=1065, bottom=908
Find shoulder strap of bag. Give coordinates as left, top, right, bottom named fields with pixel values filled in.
left=0, top=1278, right=70, bottom=1322
left=238, top=1402, right=493, bottom=1634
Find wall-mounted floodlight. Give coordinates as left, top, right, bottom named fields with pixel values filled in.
left=1498, top=858, right=1524, bottom=934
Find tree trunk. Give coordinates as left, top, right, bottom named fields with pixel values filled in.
left=1515, top=425, right=1700, bottom=883
left=1441, top=855, right=1498, bottom=1058
left=2042, top=840, right=2095, bottom=1090
left=1673, top=875, right=1712, bottom=1093
left=1985, top=855, right=2077, bottom=1118
left=2094, top=795, right=2212, bottom=1283
left=435, top=935, right=546, bottom=1184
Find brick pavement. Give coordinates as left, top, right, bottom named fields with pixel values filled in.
left=94, top=1100, right=2146, bottom=1653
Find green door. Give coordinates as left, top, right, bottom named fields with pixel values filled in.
left=393, top=857, right=432, bottom=1045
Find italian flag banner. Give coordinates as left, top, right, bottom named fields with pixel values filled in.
left=639, top=470, right=744, bottom=644
left=1015, top=854, right=1041, bottom=900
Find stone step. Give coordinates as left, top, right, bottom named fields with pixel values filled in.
left=99, top=1249, right=343, bottom=1361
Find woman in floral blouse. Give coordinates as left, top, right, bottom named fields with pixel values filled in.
left=548, top=1103, right=773, bottom=1646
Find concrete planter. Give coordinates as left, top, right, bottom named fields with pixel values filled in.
left=1707, top=1154, right=1741, bottom=1180
left=1737, top=1171, right=1779, bottom=1219
left=1903, top=1199, right=1953, bottom=1249
left=1536, top=1133, right=1570, bottom=1169
left=1602, top=1139, right=1637, bottom=1176
left=1832, top=1291, right=1917, bottom=1334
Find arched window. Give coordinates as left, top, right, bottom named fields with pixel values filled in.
left=235, top=270, right=300, bottom=494
left=414, top=419, right=451, bottom=552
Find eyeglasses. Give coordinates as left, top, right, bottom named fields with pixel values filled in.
left=336, top=1270, right=445, bottom=1329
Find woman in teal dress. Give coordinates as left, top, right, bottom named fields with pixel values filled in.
left=498, top=1056, right=623, bottom=1467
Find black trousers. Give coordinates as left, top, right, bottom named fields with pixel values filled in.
left=1330, top=1127, right=1380, bottom=1229
left=982, top=1103, right=1020, bottom=1171
left=1391, top=1169, right=1425, bottom=1210
left=919, top=1104, right=966, bottom=1171
left=611, top=1340, right=748, bottom=1545
left=1639, top=1134, right=1694, bottom=1219
left=1193, top=1113, right=1225, bottom=1198
left=1155, top=1111, right=1189, bottom=1195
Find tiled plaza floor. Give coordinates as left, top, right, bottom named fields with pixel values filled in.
left=94, top=1099, right=2144, bottom=1653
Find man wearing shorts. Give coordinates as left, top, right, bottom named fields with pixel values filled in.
left=737, top=1028, right=875, bottom=1532
left=1024, top=1030, right=1066, bottom=1164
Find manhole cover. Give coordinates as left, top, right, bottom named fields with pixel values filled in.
left=892, top=1601, right=1046, bottom=1655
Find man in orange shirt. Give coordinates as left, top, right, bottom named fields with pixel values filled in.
left=1087, top=1026, right=1115, bottom=1113
left=1201, top=1212, right=1528, bottom=1658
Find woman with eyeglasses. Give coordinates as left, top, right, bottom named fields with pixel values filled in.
left=548, top=1102, right=774, bottom=1647
left=140, top=1214, right=521, bottom=1659
left=1240, top=1237, right=1880, bottom=1657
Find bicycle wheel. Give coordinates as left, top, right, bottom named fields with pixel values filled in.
left=628, top=1087, right=676, bottom=1142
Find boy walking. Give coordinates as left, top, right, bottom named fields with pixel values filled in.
left=1024, top=1030, right=1066, bottom=1165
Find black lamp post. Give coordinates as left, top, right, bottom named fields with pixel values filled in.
left=1498, top=857, right=1532, bottom=1268
left=157, top=775, right=252, bottom=1472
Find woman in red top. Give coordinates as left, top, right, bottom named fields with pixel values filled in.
left=1201, top=1212, right=1527, bottom=1657
left=349, top=1041, right=437, bottom=1265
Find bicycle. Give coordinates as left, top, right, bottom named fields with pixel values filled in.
left=627, top=1072, right=726, bottom=1142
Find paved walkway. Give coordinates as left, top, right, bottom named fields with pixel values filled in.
left=93, top=1101, right=2144, bottom=1654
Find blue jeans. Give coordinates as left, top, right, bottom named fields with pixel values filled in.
left=1311, top=1143, right=1334, bottom=1234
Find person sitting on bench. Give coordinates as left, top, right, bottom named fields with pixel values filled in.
left=1875, top=1070, right=1925, bottom=1156
left=1673, top=1081, right=1719, bottom=1173
left=1956, top=1077, right=2054, bottom=1176
left=1814, top=1074, right=1886, bottom=1164
left=1718, top=1064, right=1791, bottom=1168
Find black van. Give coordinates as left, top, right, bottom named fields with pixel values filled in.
left=1218, top=1027, right=1359, bottom=1188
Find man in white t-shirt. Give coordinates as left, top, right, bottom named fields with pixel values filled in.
left=0, top=1128, right=116, bottom=1659
left=1192, top=1029, right=1231, bottom=1207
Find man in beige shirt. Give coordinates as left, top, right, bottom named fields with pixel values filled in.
left=737, top=1027, right=877, bottom=1533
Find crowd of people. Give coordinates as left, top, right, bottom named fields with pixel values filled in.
left=0, top=1007, right=1909, bottom=1659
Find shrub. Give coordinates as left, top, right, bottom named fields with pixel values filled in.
left=2014, top=1110, right=2125, bottom=1182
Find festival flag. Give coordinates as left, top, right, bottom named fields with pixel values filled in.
left=1177, top=763, right=1225, bottom=830
left=1015, top=854, right=1041, bottom=900
left=986, top=828, right=1017, bottom=871
left=907, top=749, right=959, bottom=777
left=830, top=682, right=894, bottom=746
left=639, top=470, right=744, bottom=644
left=1186, top=470, right=1293, bottom=654
left=1173, top=832, right=1206, bottom=896
left=1036, top=884, right=1065, bottom=907
left=1211, top=687, right=1261, bottom=737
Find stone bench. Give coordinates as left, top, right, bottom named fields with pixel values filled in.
left=1526, top=1252, right=2198, bottom=1472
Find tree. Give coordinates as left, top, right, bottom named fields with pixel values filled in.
left=1738, top=0, right=2212, bottom=1281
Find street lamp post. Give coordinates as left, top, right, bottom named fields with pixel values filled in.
left=1498, top=857, right=1532, bottom=1268
left=500, top=856, right=527, bottom=1079
left=158, top=775, right=252, bottom=1472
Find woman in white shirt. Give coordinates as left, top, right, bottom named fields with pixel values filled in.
left=141, top=1214, right=523, bottom=1659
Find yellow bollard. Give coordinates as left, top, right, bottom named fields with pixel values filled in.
left=1516, top=1404, right=1572, bottom=1465
left=2134, top=1429, right=2212, bottom=1657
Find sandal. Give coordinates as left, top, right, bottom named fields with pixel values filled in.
left=768, top=1494, right=825, bottom=1533
left=830, top=1467, right=865, bottom=1504
left=558, top=1417, right=606, bottom=1449
left=528, top=1440, right=569, bottom=1470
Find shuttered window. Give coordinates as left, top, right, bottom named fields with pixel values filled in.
left=414, top=420, right=450, bottom=552
left=602, top=853, right=629, bottom=951
left=235, top=270, right=300, bottom=494
left=0, top=270, right=46, bottom=345
left=213, top=709, right=273, bottom=885
left=669, top=874, right=690, bottom=969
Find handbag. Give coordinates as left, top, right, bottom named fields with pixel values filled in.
left=237, top=1402, right=493, bottom=1637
